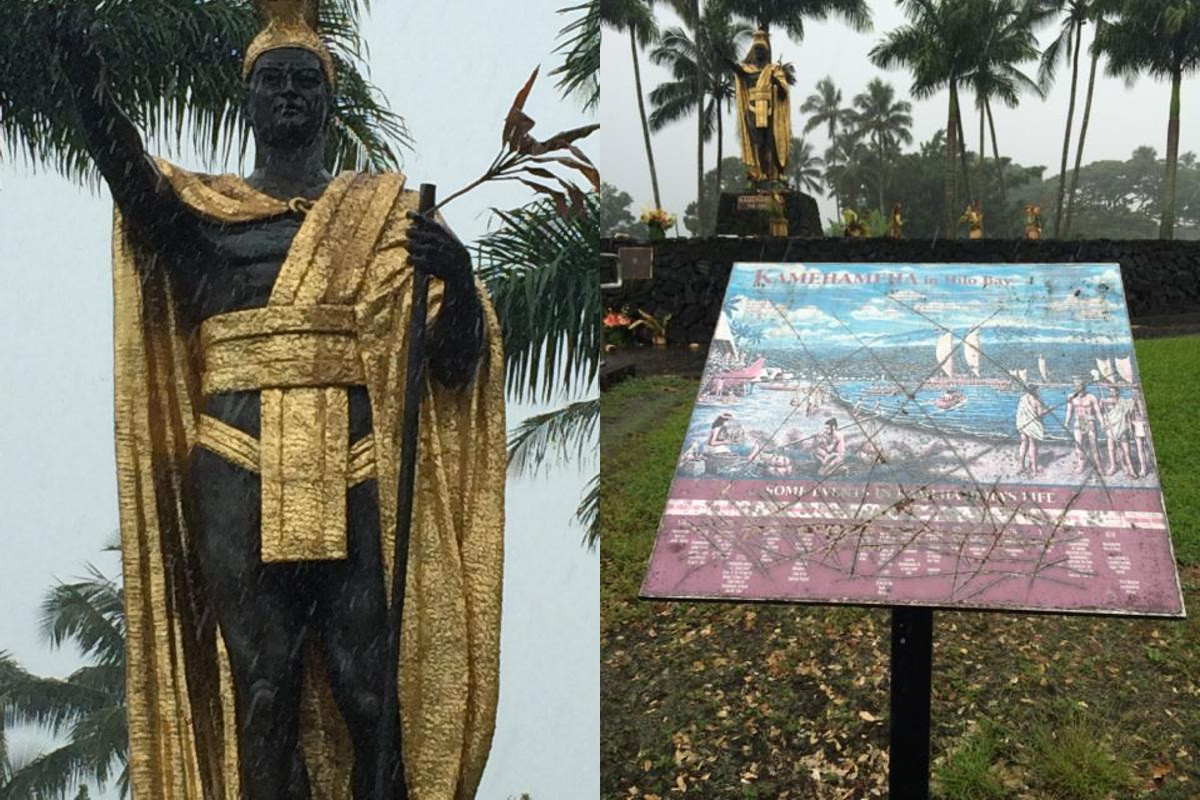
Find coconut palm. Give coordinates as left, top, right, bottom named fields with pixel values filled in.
left=1097, top=1, right=1200, bottom=239
left=846, top=77, right=913, bottom=214
left=477, top=195, right=601, bottom=543
left=801, top=76, right=849, bottom=143
left=961, top=0, right=1043, bottom=208
left=0, top=568, right=128, bottom=799
left=600, top=0, right=663, bottom=208
left=1040, top=0, right=1098, bottom=235
left=823, top=130, right=873, bottom=213
left=1070, top=2, right=1113, bottom=235
left=0, top=0, right=405, bottom=184
left=554, top=0, right=602, bottom=112
left=787, top=137, right=825, bottom=195
left=718, top=0, right=872, bottom=40
left=649, top=7, right=751, bottom=234
left=871, top=0, right=985, bottom=235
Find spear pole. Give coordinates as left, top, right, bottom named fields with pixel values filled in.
left=375, top=182, right=437, bottom=800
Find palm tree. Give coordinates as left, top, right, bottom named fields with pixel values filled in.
left=846, top=78, right=913, bottom=214
left=600, top=0, right=664, bottom=209
left=477, top=195, right=601, bottom=543
left=962, top=0, right=1043, bottom=208
left=649, top=7, right=750, bottom=235
left=787, top=137, right=826, bottom=195
left=801, top=76, right=849, bottom=143
left=0, top=0, right=404, bottom=183
left=871, top=0, right=984, bottom=235
left=718, top=0, right=872, bottom=39
left=1098, top=0, right=1200, bottom=239
left=554, top=0, right=602, bottom=112
left=823, top=131, right=873, bottom=214
left=0, top=569, right=128, bottom=799
left=1040, top=0, right=1096, bottom=236
left=1064, top=9, right=1108, bottom=237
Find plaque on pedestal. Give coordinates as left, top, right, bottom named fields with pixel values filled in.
left=716, top=190, right=822, bottom=237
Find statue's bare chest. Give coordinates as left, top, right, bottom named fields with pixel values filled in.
left=183, top=214, right=305, bottom=319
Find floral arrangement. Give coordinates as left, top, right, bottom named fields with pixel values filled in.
left=604, top=309, right=633, bottom=329
left=629, top=308, right=673, bottom=345
left=640, top=208, right=676, bottom=229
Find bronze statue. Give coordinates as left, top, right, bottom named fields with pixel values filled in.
left=733, top=31, right=792, bottom=185
left=888, top=202, right=904, bottom=239
left=1025, top=204, right=1044, bottom=240
left=52, top=2, right=505, bottom=798
left=962, top=201, right=985, bottom=239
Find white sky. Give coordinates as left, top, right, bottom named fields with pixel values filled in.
left=599, top=2, right=1199, bottom=224
left=0, top=3, right=598, bottom=799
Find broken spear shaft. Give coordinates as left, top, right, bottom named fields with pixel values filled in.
left=375, top=182, right=437, bottom=800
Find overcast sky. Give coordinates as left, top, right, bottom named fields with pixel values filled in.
left=599, top=2, right=1200, bottom=224
left=0, top=4, right=597, bottom=799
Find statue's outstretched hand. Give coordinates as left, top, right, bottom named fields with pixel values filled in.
left=407, top=211, right=474, bottom=292
left=49, top=5, right=103, bottom=90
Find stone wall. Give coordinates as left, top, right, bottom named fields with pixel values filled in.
left=601, top=237, right=1200, bottom=345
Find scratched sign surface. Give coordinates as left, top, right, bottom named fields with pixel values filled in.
left=641, top=263, right=1185, bottom=617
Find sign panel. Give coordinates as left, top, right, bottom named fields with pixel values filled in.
left=641, top=263, right=1185, bottom=617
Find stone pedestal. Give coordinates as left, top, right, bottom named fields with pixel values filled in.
left=715, top=190, right=823, bottom=237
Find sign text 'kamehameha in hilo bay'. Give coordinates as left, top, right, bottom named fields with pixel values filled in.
left=641, top=263, right=1185, bottom=617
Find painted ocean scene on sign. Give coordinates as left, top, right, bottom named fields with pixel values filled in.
left=643, top=263, right=1184, bottom=617
left=677, top=262, right=1155, bottom=489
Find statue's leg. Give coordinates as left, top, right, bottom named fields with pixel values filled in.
left=312, top=477, right=405, bottom=800
left=191, top=447, right=313, bottom=800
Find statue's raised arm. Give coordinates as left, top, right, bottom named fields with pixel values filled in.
left=50, top=9, right=195, bottom=245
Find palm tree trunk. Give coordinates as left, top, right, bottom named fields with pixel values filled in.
left=1054, top=22, right=1083, bottom=237
left=945, top=83, right=960, bottom=235
left=955, top=86, right=972, bottom=211
left=715, top=94, right=724, bottom=230
left=878, top=131, right=886, bottom=216
left=978, top=101, right=986, bottom=205
left=1161, top=68, right=1182, bottom=240
left=1066, top=26, right=1101, bottom=238
left=986, top=98, right=1007, bottom=205
left=630, top=29, right=662, bottom=210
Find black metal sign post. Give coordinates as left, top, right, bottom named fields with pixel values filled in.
left=889, top=607, right=934, bottom=800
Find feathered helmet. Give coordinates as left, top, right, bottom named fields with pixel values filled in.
left=243, top=0, right=336, bottom=84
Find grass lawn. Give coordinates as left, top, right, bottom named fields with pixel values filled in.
left=600, top=337, right=1199, bottom=800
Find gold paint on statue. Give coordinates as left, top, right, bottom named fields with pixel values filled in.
left=733, top=31, right=792, bottom=183
left=115, top=159, right=506, bottom=799
left=244, top=0, right=336, bottom=83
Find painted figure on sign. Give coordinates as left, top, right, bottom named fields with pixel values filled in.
left=1102, top=386, right=1137, bottom=477
left=1065, top=378, right=1104, bottom=474
left=813, top=418, right=847, bottom=477
left=1015, top=385, right=1047, bottom=475
left=1131, top=389, right=1153, bottom=477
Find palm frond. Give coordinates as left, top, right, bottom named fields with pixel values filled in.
left=577, top=474, right=599, bottom=548
left=476, top=195, right=600, bottom=404
left=508, top=398, right=599, bottom=476
left=0, top=0, right=405, bottom=186
left=38, top=568, right=124, bottom=669
left=552, top=1, right=601, bottom=111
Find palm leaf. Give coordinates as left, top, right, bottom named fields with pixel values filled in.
left=477, top=195, right=600, bottom=404
left=507, top=398, right=599, bottom=476
left=551, top=1, right=601, bottom=110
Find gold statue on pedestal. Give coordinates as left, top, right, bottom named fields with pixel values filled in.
left=733, top=31, right=792, bottom=184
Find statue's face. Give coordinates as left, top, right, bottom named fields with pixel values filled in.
left=748, top=43, right=770, bottom=68
left=246, top=48, right=331, bottom=150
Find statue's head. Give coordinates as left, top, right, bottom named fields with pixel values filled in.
left=245, top=47, right=333, bottom=150
left=746, top=31, right=771, bottom=68
left=242, top=0, right=335, bottom=150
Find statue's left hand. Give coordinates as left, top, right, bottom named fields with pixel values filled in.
left=407, top=211, right=474, bottom=293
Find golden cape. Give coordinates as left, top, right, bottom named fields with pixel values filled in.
left=114, top=161, right=505, bottom=799
left=734, top=62, right=791, bottom=182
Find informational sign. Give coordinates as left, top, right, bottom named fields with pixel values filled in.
left=641, top=263, right=1185, bottom=617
